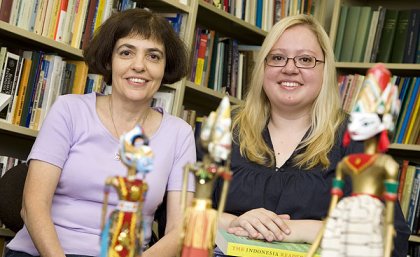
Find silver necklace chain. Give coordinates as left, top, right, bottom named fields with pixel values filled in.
left=108, top=96, right=150, bottom=139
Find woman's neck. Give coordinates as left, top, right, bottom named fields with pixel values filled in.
left=268, top=110, right=311, bottom=132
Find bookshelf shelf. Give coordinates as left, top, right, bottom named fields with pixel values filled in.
left=197, top=0, right=267, bottom=45
left=137, top=0, right=190, bottom=13
left=388, top=144, right=420, bottom=163
left=0, top=121, right=36, bottom=160
left=409, top=235, right=420, bottom=243
left=0, top=21, right=83, bottom=60
left=0, top=228, right=15, bottom=238
left=335, top=62, right=420, bottom=77
left=0, top=121, right=38, bottom=139
left=184, top=81, right=241, bottom=115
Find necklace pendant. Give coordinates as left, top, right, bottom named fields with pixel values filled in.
left=114, top=152, right=121, bottom=161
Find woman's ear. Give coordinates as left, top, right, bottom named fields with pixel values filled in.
left=106, top=63, right=111, bottom=70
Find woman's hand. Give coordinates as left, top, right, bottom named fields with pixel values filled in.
left=227, top=208, right=290, bottom=242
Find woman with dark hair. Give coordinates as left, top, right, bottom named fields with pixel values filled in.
left=5, top=8, right=195, bottom=257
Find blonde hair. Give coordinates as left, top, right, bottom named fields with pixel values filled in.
left=233, top=14, right=345, bottom=169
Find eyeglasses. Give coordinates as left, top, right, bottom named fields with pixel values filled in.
left=265, top=54, right=325, bottom=69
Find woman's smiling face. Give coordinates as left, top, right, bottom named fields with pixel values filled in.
left=111, top=34, right=166, bottom=102
left=263, top=25, right=324, bottom=112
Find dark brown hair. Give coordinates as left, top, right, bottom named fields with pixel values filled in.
left=84, top=8, right=188, bottom=84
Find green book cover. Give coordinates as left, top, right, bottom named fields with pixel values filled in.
left=376, top=9, right=399, bottom=63
left=340, top=6, right=361, bottom=62
left=390, top=10, right=411, bottom=63
left=351, top=6, right=372, bottom=62
left=216, top=229, right=320, bottom=257
left=334, top=5, right=349, bottom=60
left=370, top=7, right=387, bottom=62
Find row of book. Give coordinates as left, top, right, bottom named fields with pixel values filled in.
left=190, top=28, right=259, bottom=100
left=206, top=0, right=315, bottom=31
left=335, top=6, right=420, bottom=64
left=0, top=46, right=106, bottom=130
left=0, top=155, right=24, bottom=178
left=338, top=73, right=420, bottom=145
left=151, top=90, right=175, bottom=114
left=0, top=0, right=137, bottom=49
left=398, top=161, right=420, bottom=235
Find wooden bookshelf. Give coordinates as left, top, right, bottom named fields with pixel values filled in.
left=0, top=21, right=83, bottom=60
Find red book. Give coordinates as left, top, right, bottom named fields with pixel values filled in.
left=54, top=0, right=69, bottom=40
left=0, top=0, right=13, bottom=22
left=194, top=31, right=209, bottom=85
left=398, top=160, right=410, bottom=202
left=81, top=0, right=98, bottom=50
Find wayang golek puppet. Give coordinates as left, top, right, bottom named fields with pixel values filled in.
left=100, top=125, right=154, bottom=257
left=307, top=63, right=401, bottom=257
left=178, top=96, right=233, bottom=257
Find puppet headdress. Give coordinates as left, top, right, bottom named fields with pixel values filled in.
left=352, top=63, right=400, bottom=133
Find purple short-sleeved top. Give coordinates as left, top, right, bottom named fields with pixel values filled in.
left=7, top=93, right=196, bottom=256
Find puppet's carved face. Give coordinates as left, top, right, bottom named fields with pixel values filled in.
left=348, top=112, right=382, bottom=141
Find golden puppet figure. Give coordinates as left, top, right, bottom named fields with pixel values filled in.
left=100, top=125, right=154, bottom=257
left=178, top=96, right=233, bottom=257
left=307, top=63, right=401, bottom=257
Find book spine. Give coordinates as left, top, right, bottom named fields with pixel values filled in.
left=0, top=0, right=14, bottom=22
left=54, top=0, right=69, bottom=41
left=6, top=56, right=24, bottom=122
left=13, top=58, right=32, bottom=125
left=41, top=0, right=55, bottom=37
left=403, top=10, right=420, bottom=63
left=194, top=30, right=208, bottom=86
left=376, top=9, right=399, bottom=63
left=33, top=0, right=48, bottom=35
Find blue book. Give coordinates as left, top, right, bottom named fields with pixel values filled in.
left=393, top=77, right=411, bottom=142
left=255, top=0, right=263, bottom=28
left=397, top=78, right=420, bottom=143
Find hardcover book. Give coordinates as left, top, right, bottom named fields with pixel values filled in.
left=216, top=229, right=320, bottom=257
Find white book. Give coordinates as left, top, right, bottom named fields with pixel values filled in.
left=70, top=0, right=89, bottom=48
left=0, top=51, right=20, bottom=95
left=55, top=0, right=68, bottom=41
left=6, top=57, right=24, bottom=122
left=16, top=0, right=35, bottom=31
left=0, top=93, right=11, bottom=112
left=9, top=0, right=21, bottom=26
left=235, top=0, right=243, bottom=19
left=33, top=0, right=49, bottom=35
left=363, top=10, right=380, bottom=63
left=0, top=155, right=8, bottom=177
left=236, top=52, right=244, bottom=100
left=101, top=0, right=113, bottom=25
left=39, top=55, right=63, bottom=128
left=28, top=0, right=39, bottom=32
left=52, top=59, right=66, bottom=101
left=152, top=90, right=175, bottom=114
left=60, top=0, right=76, bottom=44
left=41, top=0, right=55, bottom=37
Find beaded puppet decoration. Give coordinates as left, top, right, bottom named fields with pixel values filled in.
left=307, top=63, right=401, bottom=257
left=178, top=96, right=232, bottom=257
left=100, top=125, right=153, bottom=257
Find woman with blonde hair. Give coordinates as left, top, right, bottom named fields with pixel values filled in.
left=213, top=14, right=409, bottom=256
